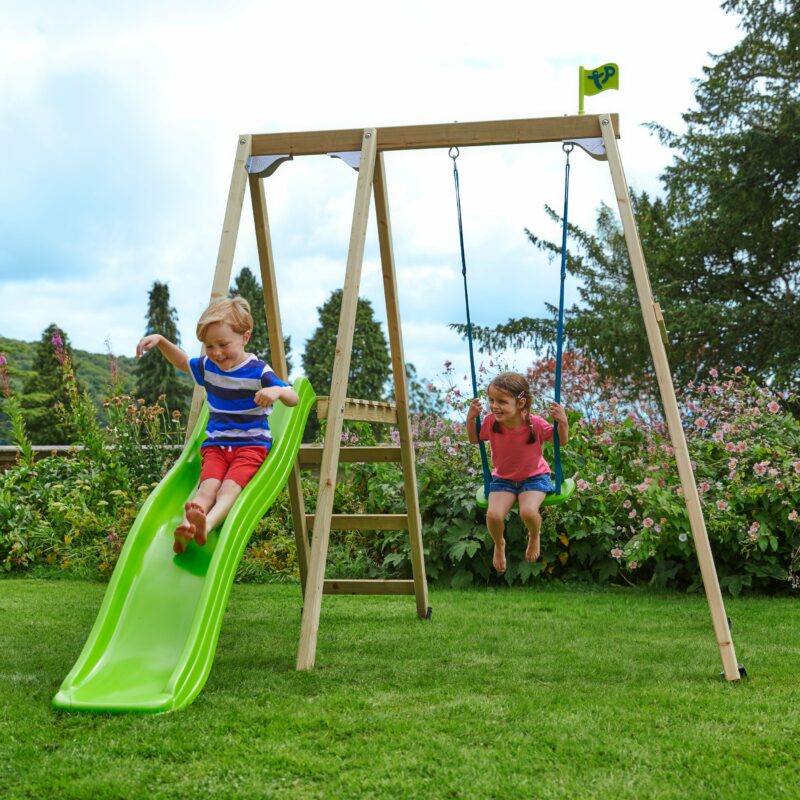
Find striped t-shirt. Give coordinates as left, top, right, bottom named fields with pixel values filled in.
left=189, top=355, right=289, bottom=450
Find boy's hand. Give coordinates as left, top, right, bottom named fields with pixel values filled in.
left=549, top=402, right=568, bottom=425
left=136, top=334, right=162, bottom=358
left=467, top=397, right=483, bottom=421
left=254, top=386, right=283, bottom=408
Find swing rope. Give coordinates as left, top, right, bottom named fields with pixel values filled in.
left=552, top=142, right=573, bottom=496
left=450, top=146, right=492, bottom=500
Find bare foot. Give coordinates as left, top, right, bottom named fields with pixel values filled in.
left=493, top=540, right=507, bottom=573
left=173, top=521, right=194, bottom=554
left=525, top=530, right=540, bottom=562
left=185, top=502, right=208, bottom=546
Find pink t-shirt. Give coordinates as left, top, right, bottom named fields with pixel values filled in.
left=479, top=413, right=554, bottom=481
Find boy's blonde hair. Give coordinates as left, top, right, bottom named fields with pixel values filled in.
left=196, top=296, right=253, bottom=341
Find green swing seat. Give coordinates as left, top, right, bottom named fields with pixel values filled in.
left=475, top=478, right=576, bottom=510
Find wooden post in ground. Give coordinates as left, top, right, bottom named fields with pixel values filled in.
left=373, top=153, right=430, bottom=619
left=296, top=129, right=378, bottom=670
left=249, top=173, right=311, bottom=591
left=186, top=134, right=252, bottom=439
left=599, top=113, right=741, bottom=681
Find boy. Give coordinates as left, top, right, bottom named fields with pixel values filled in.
left=136, top=296, right=299, bottom=554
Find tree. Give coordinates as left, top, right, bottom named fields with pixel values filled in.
left=302, top=289, right=391, bottom=438
left=460, top=0, right=800, bottom=391
left=21, top=324, right=80, bottom=444
left=135, top=282, right=191, bottom=411
left=229, top=266, right=293, bottom=373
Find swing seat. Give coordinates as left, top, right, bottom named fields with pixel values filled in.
left=475, top=478, right=576, bottom=510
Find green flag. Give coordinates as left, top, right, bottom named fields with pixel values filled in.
left=578, top=63, right=619, bottom=113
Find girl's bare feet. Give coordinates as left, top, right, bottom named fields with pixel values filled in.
left=493, top=540, right=507, bottom=573
left=173, top=521, right=194, bottom=554
left=185, top=502, right=208, bottom=546
left=525, top=530, right=540, bottom=562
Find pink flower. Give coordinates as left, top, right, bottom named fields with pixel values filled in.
left=717, top=500, right=729, bottom=511
left=698, top=481, right=711, bottom=493
left=654, top=524, right=661, bottom=533
left=611, top=547, right=623, bottom=559
left=753, top=462, right=769, bottom=477
left=623, top=500, right=632, bottom=509
left=695, top=417, right=708, bottom=430
left=577, top=479, right=589, bottom=492
left=599, top=433, right=612, bottom=446
left=709, top=368, right=718, bottom=378
left=609, top=482, right=621, bottom=492
left=734, top=366, right=742, bottom=374
left=628, top=561, right=639, bottom=569
left=736, top=441, right=748, bottom=452
left=0, top=354, right=6, bottom=367
left=712, top=430, right=724, bottom=441
left=596, top=474, right=605, bottom=484
left=628, top=509, right=637, bottom=519
left=767, top=401, right=780, bottom=414
left=725, top=442, right=736, bottom=453
left=748, top=521, right=760, bottom=539
left=788, top=510, right=798, bottom=522
left=643, top=517, right=654, bottom=528
left=728, top=458, right=737, bottom=469
left=793, top=461, right=800, bottom=475
left=439, top=436, right=451, bottom=447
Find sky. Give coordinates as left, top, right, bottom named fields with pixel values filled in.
left=0, top=0, right=743, bottom=396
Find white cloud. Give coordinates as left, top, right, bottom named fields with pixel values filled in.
left=1, top=0, right=744, bottom=393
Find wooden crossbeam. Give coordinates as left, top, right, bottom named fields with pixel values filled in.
left=298, top=445, right=402, bottom=464
left=323, top=579, right=415, bottom=596
left=250, top=114, right=619, bottom=156
left=305, top=514, right=408, bottom=531
left=316, top=396, right=398, bottom=424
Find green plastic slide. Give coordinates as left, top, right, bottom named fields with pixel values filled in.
left=53, top=377, right=315, bottom=713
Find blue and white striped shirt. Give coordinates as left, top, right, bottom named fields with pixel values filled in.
left=189, top=355, right=289, bottom=449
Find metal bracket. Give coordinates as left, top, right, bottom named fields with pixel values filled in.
left=562, top=137, right=607, bottom=161
left=245, top=154, right=293, bottom=177
left=328, top=151, right=361, bottom=171
left=653, top=302, right=669, bottom=348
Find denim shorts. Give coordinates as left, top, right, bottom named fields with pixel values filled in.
left=489, top=473, right=556, bottom=496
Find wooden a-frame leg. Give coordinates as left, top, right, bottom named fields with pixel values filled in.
left=186, top=134, right=252, bottom=439
left=296, top=129, right=379, bottom=670
left=373, top=153, right=430, bottom=619
left=250, top=173, right=310, bottom=590
left=599, top=114, right=741, bottom=681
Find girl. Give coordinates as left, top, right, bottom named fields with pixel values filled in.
left=466, top=371, right=569, bottom=573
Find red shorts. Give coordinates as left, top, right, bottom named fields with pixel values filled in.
left=199, top=445, right=268, bottom=488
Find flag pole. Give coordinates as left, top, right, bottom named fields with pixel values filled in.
left=578, top=66, right=585, bottom=115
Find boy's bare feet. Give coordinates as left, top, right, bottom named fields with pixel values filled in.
left=173, top=521, right=194, bottom=554
left=526, top=530, right=540, bottom=562
left=493, top=540, right=507, bottom=573
left=185, top=502, right=208, bottom=546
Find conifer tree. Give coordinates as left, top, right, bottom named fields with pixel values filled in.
left=21, top=324, right=80, bottom=444
left=229, top=266, right=293, bottom=373
left=135, top=282, right=190, bottom=411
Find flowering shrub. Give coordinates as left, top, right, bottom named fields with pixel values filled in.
left=2, top=345, right=798, bottom=596
left=0, top=345, right=183, bottom=573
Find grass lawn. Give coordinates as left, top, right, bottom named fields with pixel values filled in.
left=1, top=578, right=798, bottom=799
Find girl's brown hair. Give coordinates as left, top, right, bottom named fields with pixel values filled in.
left=488, top=371, right=536, bottom=443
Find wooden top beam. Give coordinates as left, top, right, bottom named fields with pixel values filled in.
left=249, top=114, right=619, bottom=157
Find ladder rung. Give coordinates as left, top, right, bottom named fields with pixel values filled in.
left=316, top=396, right=398, bottom=424
left=323, top=579, right=415, bottom=595
left=298, top=445, right=402, bottom=464
left=306, top=514, right=409, bottom=531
